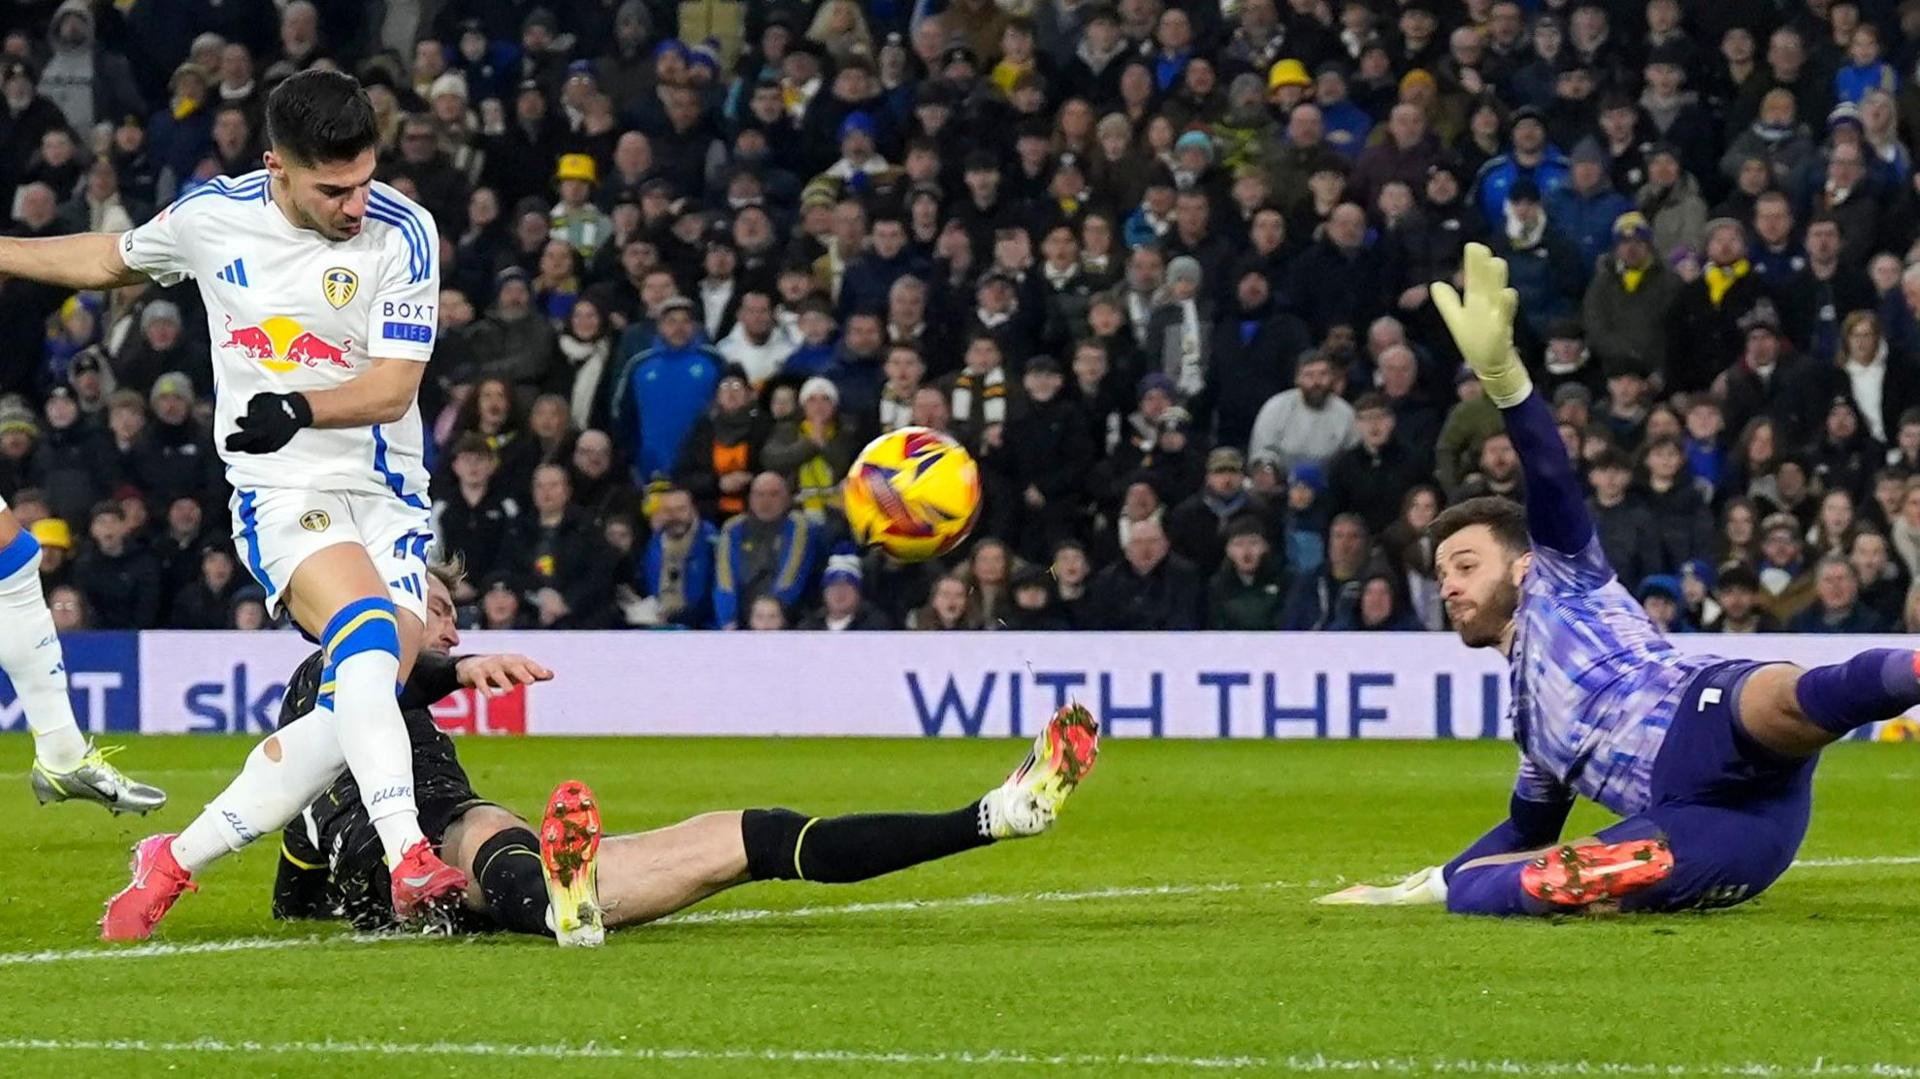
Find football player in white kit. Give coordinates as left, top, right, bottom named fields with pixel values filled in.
left=0, top=502, right=165, bottom=813
left=0, top=70, right=468, bottom=939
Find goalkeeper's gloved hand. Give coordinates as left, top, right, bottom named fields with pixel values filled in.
left=225, top=391, right=313, bottom=454
left=1314, top=865, right=1448, bottom=907
left=1431, top=242, right=1532, bottom=408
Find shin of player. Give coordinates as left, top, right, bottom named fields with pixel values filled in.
left=429, top=704, right=1101, bottom=943
left=0, top=508, right=164, bottom=813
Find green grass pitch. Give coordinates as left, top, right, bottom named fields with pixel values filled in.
left=0, top=733, right=1914, bottom=1078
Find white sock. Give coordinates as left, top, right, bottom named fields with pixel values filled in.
left=0, top=540, right=87, bottom=771
left=170, top=704, right=348, bottom=874
left=332, top=649, right=426, bottom=864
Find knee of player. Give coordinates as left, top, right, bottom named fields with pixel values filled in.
left=323, top=596, right=402, bottom=665
left=739, top=808, right=809, bottom=882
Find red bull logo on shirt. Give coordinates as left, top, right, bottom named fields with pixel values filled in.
left=221, top=314, right=353, bottom=373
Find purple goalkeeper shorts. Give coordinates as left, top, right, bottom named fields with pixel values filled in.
left=1598, top=659, right=1816, bottom=912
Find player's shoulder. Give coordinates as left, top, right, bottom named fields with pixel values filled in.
left=364, top=181, right=439, bottom=281
left=160, top=169, right=273, bottom=223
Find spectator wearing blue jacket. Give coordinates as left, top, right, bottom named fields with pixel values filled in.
left=1545, top=138, right=1632, bottom=270
left=1313, top=65, right=1374, bottom=159
left=1472, top=106, right=1570, bottom=226
left=780, top=298, right=840, bottom=380
left=610, top=296, right=724, bottom=484
left=713, top=471, right=820, bottom=628
left=1489, top=180, right=1586, bottom=343
left=1833, top=25, right=1896, bottom=106
left=639, top=485, right=717, bottom=628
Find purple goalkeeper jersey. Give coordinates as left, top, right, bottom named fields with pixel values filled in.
left=1507, top=535, right=1727, bottom=817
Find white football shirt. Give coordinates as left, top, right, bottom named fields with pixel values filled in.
left=121, top=169, right=439, bottom=505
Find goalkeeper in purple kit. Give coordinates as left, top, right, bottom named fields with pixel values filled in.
left=1321, top=245, right=1920, bottom=915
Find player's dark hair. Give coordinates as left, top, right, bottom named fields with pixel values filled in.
left=265, top=70, right=378, bottom=165
left=1429, top=496, right=1528, bottom=557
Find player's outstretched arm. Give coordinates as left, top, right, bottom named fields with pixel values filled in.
left=0, top=232, right=150, bottom=290
left=1432, top=244, right=1594, bottom=555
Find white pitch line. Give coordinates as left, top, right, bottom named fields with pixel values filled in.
left=0, top=1037, right=1912, bottom=1077
left=663, top=880, right=1281, bottom=926
left=1789, top=855, right=1920, bottom=868
left=1, top=855, right=1913, bottom=968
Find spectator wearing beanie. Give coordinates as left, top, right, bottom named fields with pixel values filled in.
left=1489, top=178, right=1584, bottom=343
left=1168, top=446, right=1267, bottom=574
left=433, top=434, right=520, bottom=590
left=1209, top=265, right=1314, bottom=454
left=473, top=266, right=560, bottom=393
left=1668, top=218, right=1777, bottom=395
left=1000, top=355, right=1094, bottom=560
left=1582, top=211, right=1682, bottom=378
left=1703, top=562, right=1780, bottom=634
left=674, top=364, right=768, bottom=524
left=31, top=386, right=113, bottom=526
left=71, top=501, right=161, bottom=630
left=1327, top=393, right=1426, bottom=536
left=1586, top=449, right=1662, bottom=588
left=1755, top=512, right=1817, bottom=622
left=799, top=549, right=890, bottom=630
left=1548, top=137, right=1633, bottom=269
left=1473, top=106, right=1570, bottom=226
left=1635, top=143, right=1707, bottom=263
left=1206, top=513, right=1287, bottom=630
left=136, top=372, right=220, bottom=514
left=115, top=300, right=206, bottom=397
left=761, top=376, right=860, bottom=526
left=610, top=295, right=723, bottom=484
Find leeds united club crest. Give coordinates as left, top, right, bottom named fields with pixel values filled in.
left=322, top=267, right=358, bottom=309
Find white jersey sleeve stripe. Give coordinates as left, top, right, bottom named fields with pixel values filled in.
left=364, top=204, right=426, bottom=283
left=366, top=192, right=430, bottom=283
left=171, top=173, right=269, bottom=213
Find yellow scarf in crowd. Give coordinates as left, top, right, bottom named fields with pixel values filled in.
left=1705, top=259, right=1750, bottom=307
left=795, top=420, right=842, bottom=520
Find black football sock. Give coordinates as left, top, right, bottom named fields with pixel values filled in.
left=474, top=826, right=551, bottom=936
left=741, top=804, right=993, bottom=884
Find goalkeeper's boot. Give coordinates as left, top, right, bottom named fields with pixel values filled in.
left=980, top=703, right=1100, bottom=839
left=541, top=780, right=605, bottom=948
left=100, top=834, right=197, bottom=941
left=32, top=744, right=166, bottom=815
left=1521, top=839, right=1674, bottom=908
left=390, top=839, right=469, bottom=924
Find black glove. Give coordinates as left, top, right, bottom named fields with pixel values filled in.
left=225, top=392, right=313, bottom=454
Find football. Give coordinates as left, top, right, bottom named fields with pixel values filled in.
left=841, top=426, right=982, bottom=562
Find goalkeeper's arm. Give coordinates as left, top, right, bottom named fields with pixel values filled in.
left=1432, top=243, right=1593, bottom=556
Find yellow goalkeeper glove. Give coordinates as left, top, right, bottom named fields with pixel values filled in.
left=1432, top=243, right=1532, bottom=408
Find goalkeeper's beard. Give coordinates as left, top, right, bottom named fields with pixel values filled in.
left=1451, top=577, right=1520, bottom=649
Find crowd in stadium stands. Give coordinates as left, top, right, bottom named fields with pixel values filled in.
left=11, top=0, right=1920, bottom=634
